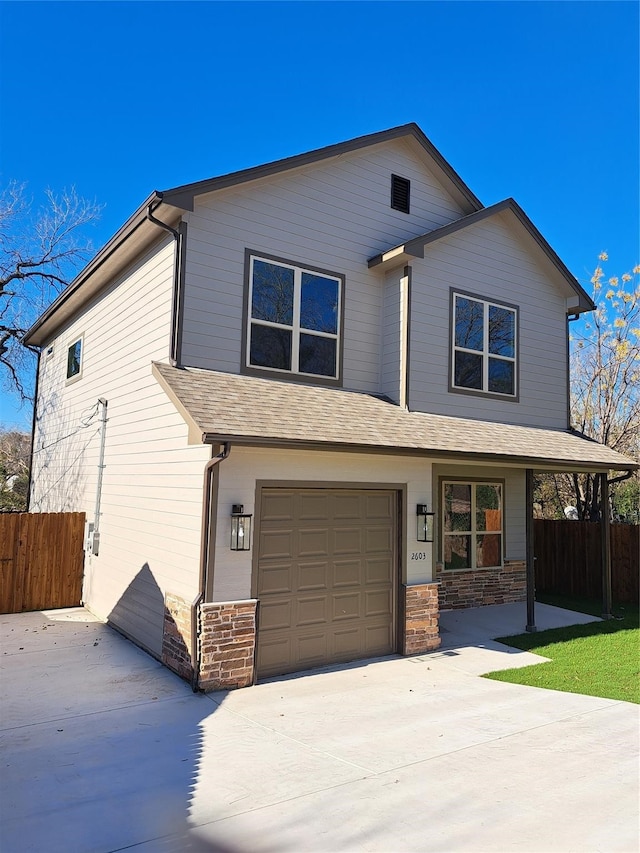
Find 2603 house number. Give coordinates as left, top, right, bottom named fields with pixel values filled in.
left=411, top=552, right=427, bottom=560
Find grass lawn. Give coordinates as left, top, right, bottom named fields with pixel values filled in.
left=484, top=595, right=640, bottom=704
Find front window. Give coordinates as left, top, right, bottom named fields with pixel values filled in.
left=442, top=481, right=503, bottom=570
left=247, top=255, right=342, bottom=380
left=452, top=293, right=517, bottom=396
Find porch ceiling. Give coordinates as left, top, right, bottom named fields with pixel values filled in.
left=153, top=363, right=637, bottom=473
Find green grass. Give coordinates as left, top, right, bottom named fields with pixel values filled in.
left=484, top=595, right=640, bottom=704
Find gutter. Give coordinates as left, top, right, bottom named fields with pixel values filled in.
left=191, top=442, right=231, bottom=692
left=146, top=198, right=186, bottom=367
left=25, top=350, right=41, bottom=511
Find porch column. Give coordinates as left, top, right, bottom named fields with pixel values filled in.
left=600, top=472, right=613, bottom=620
left=525, top=468, right=536, bottom=632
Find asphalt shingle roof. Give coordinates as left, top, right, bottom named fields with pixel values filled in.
left=153, top=363, right=637, bottom=472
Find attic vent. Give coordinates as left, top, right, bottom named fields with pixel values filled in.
left=391, top=174, right=410, bottom=214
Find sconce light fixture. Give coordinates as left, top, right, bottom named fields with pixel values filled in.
left=230, top=504, right=252, bottom=550
left=416, top=504, right=435, bottom=542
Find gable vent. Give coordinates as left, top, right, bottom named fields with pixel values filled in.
left=391, top=174, right=410, bottom=214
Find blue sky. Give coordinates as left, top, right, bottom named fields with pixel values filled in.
left=1, top=0, right=638, bottom=429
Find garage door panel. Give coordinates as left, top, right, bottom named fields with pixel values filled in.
left=365, top=557, right=393, bottom=585
left=298, top=528, right=330, bottom=558
left=365, top=526, right=393, bottom=553
left=332, top=591, right=361, bottom=621
left=259, top=599, right=292, bottom=631
left=257, top=488, right=397, bottom=679
left=365, top=493, right=395, bottom=520
left=258, top=563, right=293, bottom=595
left=260, top=492, right=295, bottom=522
left=333, top=527, right=362, bottom=555
left=259, top=529, right=294, bottom=560
left=297, top=561, right=329, bottom=592
left=332, top=493, right=363, bottom=519
left=365, top=588, right=393, bottom=617
left=296, top=595, right=329, bottom=627
left=332, top=559, right=361, bottom=588
left=299, top=492, right=330, bottom=520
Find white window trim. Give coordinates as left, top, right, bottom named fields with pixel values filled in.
left=246, top=255, right=341, bottom=380
left=452, top=293, right=517, bottom=397
left=65, top=335, right=84, bottom=384
left=442, top=480, right=503, bottom=571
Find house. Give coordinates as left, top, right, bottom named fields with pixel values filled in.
left=24, top=124, right=637, bottom=690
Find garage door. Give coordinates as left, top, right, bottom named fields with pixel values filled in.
left=255, top=488, right=397, bottom=679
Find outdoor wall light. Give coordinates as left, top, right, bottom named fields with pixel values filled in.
left=230, top=504, right=252, bottom=551
left=416, top=504, right=435, bottom=542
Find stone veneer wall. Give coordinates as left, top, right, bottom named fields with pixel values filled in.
left=435, top=560, right=526, bottom=610
left=162, top=592, right=194, bottom=681
left=198, top=600, right=257, bottom=691
left=402, top=583, right=441, bottom=655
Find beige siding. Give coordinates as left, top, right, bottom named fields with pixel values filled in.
left=408, top=215, right=570, bottom=428
left=30, top=236, right=211, bottom=657
left=181, top=138, right=466, bottom=393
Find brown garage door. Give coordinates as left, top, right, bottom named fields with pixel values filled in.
left=255, top=488, right=397, bottom=679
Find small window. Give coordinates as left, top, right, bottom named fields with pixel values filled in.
left=452, top=293, right=517, bottom=396
left=66, top=338, right=83, bottom=380
left=246, top=255, right=342, bottom=380
left=442, top=481, right=503, bottom=570
left=391, top=175, right=410, bottom=214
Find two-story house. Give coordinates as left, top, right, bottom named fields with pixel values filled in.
left=25, top=124, right=636, bottom=690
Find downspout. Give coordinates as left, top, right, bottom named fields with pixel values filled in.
left=91, top=399, right=108, bottom=555
left=191, top=442, right=231, bottom=692
left=146, top=198, right=185, bottom=367
left=25, top=349, right=41, bottom=511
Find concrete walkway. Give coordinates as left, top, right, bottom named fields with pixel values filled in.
left=0, top=605, right=638, bottom=853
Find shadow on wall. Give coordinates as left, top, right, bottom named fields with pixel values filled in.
left=1, top=602, right=243, bottom=851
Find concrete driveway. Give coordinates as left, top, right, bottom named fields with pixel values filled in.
left=1, top=606, right=638, bottom=853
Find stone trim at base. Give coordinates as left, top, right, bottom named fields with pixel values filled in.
left=402, top=583, right=441, bottom=655
left=162, top=592, right=194, bottom=681
left=198, top=600, right=257, bottom=691
left=435, top=560, right=526, bottom=610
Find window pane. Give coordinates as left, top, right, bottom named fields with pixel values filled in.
left=444, top=535, right=471, bottom=570
left=488, top=305, right=515, bottom=357
left=454, top=351, right=482, bottom=390
left=251, top=260, right=294, bottom=325
left=249, top=324, right=291, bottom=370
left=444, top=483, right=471, bottom=532
left=476, top=484, right=502, bottom=531
left=476, top=534, right=502, bottom=567
left=67, top=341, right=81, bottom=378
left=455, top=297, right=484, bottom=351
left=301, top=273, right=339, bottom=334
left=488, top=359, right=514, bottom=394
left=299, top=333, right=336, bottom=377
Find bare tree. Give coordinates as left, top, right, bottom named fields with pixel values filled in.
left=0, top=181, right=102, bottom=399
left=536, top=254, right=640, bottom=521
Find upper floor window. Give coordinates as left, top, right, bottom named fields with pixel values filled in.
left=66, top=337, right=83, bottom=381
left=451, top=292, right=517, bottom=397
left=442, top=481, right=503, bottom=570
left=246, top=254, right=342, bottom=381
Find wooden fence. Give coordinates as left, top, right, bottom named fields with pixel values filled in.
left=534, top=519, right=639, bottom=604
left=0, top=512, right=85, bottom=614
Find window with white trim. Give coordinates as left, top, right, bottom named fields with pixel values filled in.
left=452, top=293, right=517, bottom=396
left=246, top=255, right=341, bottom=379
left=442, top=481, right=503, bottom=570
left=66, top=337, right=83, bottom=381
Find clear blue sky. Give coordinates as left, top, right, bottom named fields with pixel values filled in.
left=1, top=0, right=638, bottom=429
